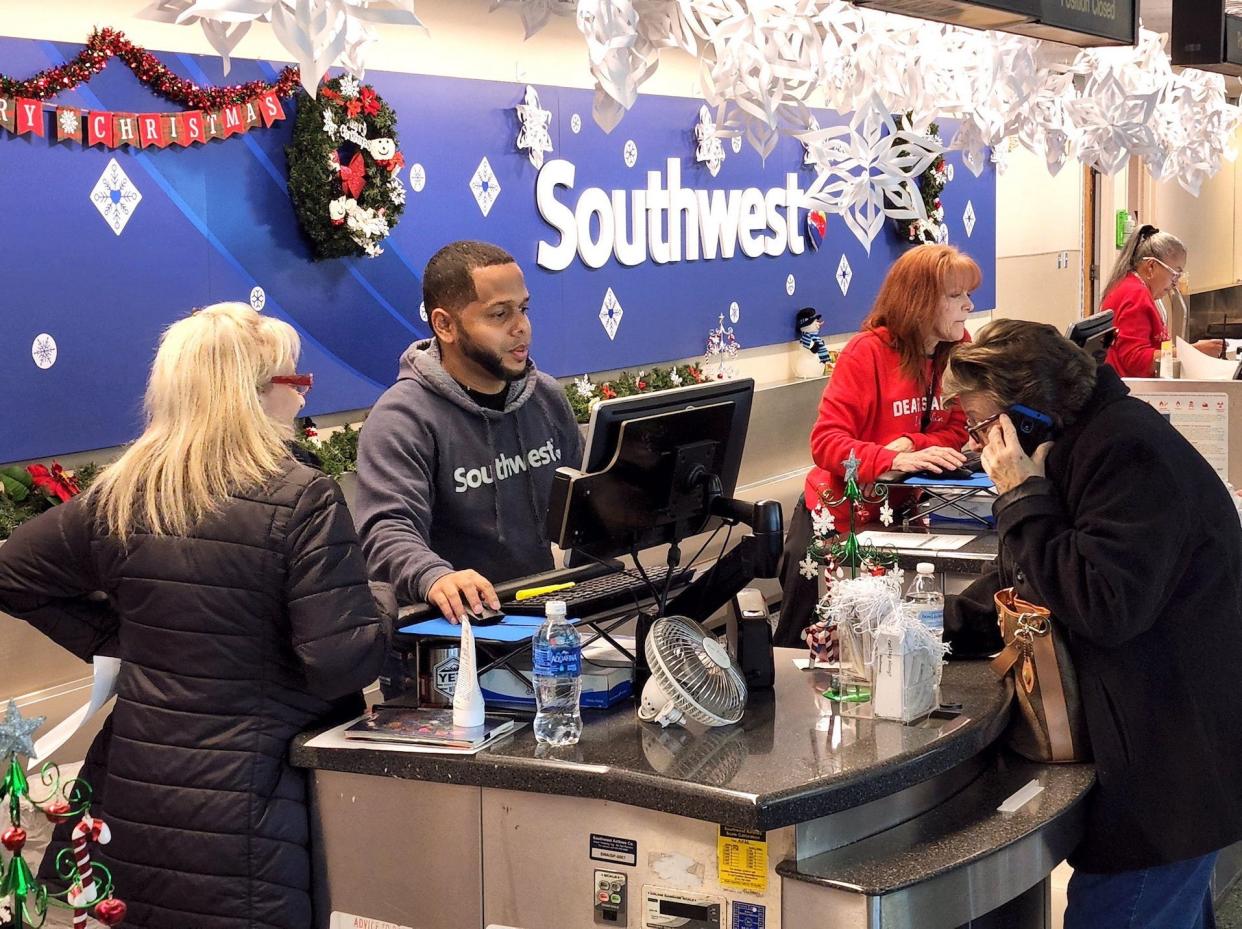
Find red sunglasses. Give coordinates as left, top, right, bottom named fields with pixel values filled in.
left=269, top=373, right=314, bottom=395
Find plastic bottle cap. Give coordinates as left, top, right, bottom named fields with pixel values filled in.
left=545, top=599, right=567, bottom=616
left=916, top=562, right=935, bottom=574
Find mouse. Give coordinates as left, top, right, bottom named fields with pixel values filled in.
left=467, top=606, right=506, bottom=626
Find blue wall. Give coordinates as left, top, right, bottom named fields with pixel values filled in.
left=0, top=36, right=996, bottom=461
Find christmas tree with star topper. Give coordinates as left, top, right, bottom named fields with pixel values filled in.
left=703, top=314, right=741, bottom=380
left=802, top=451, right=901, bottom=703
left=0, top=700, right=125, bottom=929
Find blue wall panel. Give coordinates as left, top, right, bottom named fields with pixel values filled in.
left=0, top=36, right=996, bottom=461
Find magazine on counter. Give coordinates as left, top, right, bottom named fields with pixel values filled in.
left=343, top=707, right=517, bottom=749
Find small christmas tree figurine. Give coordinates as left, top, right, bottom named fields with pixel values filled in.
left=0, top=700, right=125, bottom=929
left=703, top=314, right=741, bottom=380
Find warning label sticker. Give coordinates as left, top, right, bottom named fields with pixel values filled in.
left=717, top=826, right=768, bottom=895
left=731, top=901, right=766, bottom=929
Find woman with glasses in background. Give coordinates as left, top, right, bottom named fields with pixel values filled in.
left=0, top=302, right=386, bottom=929
left=1099, top=224, right=1222, bottom=377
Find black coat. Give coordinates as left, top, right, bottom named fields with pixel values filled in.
left=948, top=366, right=1242, bottom=873
left=0, top=462, right=386, bottom=928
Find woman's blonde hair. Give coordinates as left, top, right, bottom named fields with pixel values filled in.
left=90, top=302, right=301, bottom=542
left=1101, top=224, right=1186, bottom=299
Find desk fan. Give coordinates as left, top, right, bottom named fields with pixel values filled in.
left=638, top=616, right=747, bottom=728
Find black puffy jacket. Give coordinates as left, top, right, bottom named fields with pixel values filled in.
left=0, top=461, right=386, bottom=928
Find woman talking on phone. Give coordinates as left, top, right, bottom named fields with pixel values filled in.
left=1100, top=225, right=1222, bottom=376
left=943, top=319, right=1242, bottom=929
left=775, top=244, right=973, bottom=647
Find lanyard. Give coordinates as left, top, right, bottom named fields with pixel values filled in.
left=920, top=362, right=936, bottom=433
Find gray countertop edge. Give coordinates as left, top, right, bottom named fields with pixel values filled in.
left=290, top=675, right=1013, bottom=832
left=775, top=757, right=1096, bottom=895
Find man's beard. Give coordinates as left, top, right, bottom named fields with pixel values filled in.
left=459, top=329, right=530, bottom=385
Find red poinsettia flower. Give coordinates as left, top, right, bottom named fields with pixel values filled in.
left=360, top=86, right=381, bottom=116
left=345, top=98, right=362, bottom=119
left=27, top=462, right=81, bottom=503
left=636, top=380, right=648, bottom=391
left=600, top=384, right=616, bottom=400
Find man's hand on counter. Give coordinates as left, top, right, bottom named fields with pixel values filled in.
left=427, top=570, right=500, bottom=623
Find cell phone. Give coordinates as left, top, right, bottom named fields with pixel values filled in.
left=1007, top=404, right=1055, bottom=456
left=468, top=606, right=506, bottom=626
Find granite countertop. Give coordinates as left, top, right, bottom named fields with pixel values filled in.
left=778, top=754, right=1095, bottom=895
left=292, top=653, right=1012, bottom=831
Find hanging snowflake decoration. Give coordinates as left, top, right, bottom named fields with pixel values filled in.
left=694, top=105, right=726, bottom=177
left=515, top=84, right=554, bottom=169
left=799, top=556, right=819, bottom=581
left=138, top=0, right=425, bottom=95
left=490, top=0, right=576, bottom=38
left=801, top=93, right=942, bottom=253
left=812, top=506, right=835, bottom=538
left=1065, top=69, right=1162, bottom=176
left=879, top=501, right=894, bottom=527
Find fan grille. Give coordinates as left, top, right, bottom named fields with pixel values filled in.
left=645, top=616, right=747, bottom=726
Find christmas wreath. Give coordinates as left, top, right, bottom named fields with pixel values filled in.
left=895, top=119, right=949, bottom=246
left=286, top=75, right=406, bottom=259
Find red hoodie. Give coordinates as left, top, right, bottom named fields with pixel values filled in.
left=804, top=327, right=968, bottom=527
left=1102, top=272, right=1166, bottom=378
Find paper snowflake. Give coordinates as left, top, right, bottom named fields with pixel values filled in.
left=515, top=84, right=554, bottom=169
left=90, top=158, right=143, bottom=236
left=58, top=109, right=80, bottom=135
left=31, top=334, right=57, bottom=370
left=879, top=501, right=894, bottom=527
left=799, top=556, right=819, bottom=581
left=812, top=507, right=836, bottom=538
left=694, top=105, right=726, bottom=177
left=142, top=2, right=423, bottom=96
left=1065, top=69, right=1161, bottom=176
left=801, top=93, right=941, bottom=253
left=490, top=0, right=575, bottom=39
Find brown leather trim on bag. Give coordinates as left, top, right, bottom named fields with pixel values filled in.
left=1031, top=630, right=1075, bottom=761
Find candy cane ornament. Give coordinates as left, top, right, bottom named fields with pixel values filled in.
left=67, top=813, right=110, bottom=929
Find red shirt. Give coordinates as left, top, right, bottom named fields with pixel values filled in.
left=1101, top=272, right=1166, bottom=378
left=804, top=327, right=968, bottom=525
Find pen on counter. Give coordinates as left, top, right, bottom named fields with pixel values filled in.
left=514, top=581, right=575, bottom=601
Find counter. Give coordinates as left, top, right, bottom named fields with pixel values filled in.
left=293, top=651, right=1093, bottom=929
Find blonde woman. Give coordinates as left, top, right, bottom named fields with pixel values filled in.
left=0, top=303, right=385, bottom=929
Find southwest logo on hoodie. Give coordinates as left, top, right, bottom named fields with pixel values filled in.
left=453, top=437, right=564, bottom=493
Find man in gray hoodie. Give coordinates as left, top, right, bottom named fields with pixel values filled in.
left=355, top=240, right=583, bottom=623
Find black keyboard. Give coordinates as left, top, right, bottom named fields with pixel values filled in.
left=501, top=565, right=693, bottom=617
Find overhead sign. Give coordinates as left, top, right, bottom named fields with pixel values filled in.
left=857, top=0, right=1135, bottom=47
left=1171, top=4, right=1242, bottom=77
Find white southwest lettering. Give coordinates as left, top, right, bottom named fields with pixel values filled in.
left=536, top=157, right=808, bottom=271
left=453, top=439, right=562, bottom=493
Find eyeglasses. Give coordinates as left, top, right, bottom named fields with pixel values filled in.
left=1146, top=256, right=1183, bottom=283
left=965, top=412, right=1002, bottom=446
left=269, top=373, right=314, bottom=395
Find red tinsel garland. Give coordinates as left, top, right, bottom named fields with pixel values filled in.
left=0, top=27, right=301, bottom=110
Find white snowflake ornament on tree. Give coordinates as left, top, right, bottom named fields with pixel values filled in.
left=337, top=74, right=361, bottom=99
left=812, top=506, right=836, bottom=538
left=800, top=93, right=942, bottom=253
left=799, top=556, right=819, bottom=581
left=515, top=84, right=554, bottom=169
left=879, top=501, right=894, bottom=527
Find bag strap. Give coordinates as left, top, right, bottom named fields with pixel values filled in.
left=1031, top=631, right=1076, bottom=761
left=990, top=642, right=1021, bottom=679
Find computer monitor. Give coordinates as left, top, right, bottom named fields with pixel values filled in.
left=546, top=378, right=755, bottom=561
left=1066, top=311, right=1117, bottom=364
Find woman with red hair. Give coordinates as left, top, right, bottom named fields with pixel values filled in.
left=775, top=245, right=975, bottom=647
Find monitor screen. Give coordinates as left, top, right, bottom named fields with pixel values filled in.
left=548, top=378, right=755, bottom=559
left=1065, top=311, right=1116, bottom=364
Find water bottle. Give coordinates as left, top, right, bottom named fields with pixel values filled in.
left=905, top=562, right=944, bottom=640
left=532, top=600, right=583, bottom=746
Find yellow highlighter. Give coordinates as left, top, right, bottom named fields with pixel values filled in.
left=514, top=581, right=575, bottom=601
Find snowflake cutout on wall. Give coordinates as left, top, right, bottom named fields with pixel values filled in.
left=90, top=158, right=143, bottom=236
left=963, top=201, right=976, bottom=238
left=470, top=156, right=501, bottom=217
left=694, top=105, right=727, bottom=177
left=31, top=334, right=57, bottom=370
left=490, top=0, right=576, bottom=38
left=836, top=254, right=853, bottom=296
left=409, top=163, right=426, bottom=192
left=623, top=139, right=638, bottom=168
left=515, top=84, right=554, bottom=169
left=599, top=287, right=624, bottom=340
left=249, top=286, right=266, bottom=311
left=801, top=93, right=942, bottom=253
left=786, top=274, right=796, bottom=296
